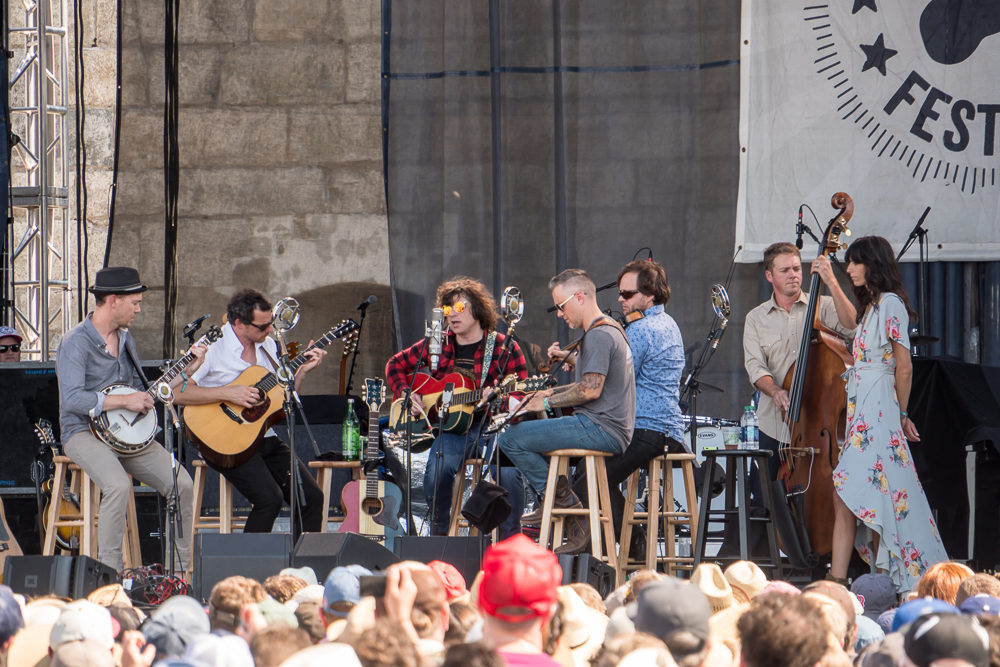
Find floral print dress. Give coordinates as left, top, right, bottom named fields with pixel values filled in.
left=833, top=292, right=948, bottom=593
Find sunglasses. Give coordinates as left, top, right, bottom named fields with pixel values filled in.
left=441, top=302, right=466, bottom=316
left=554, top=292, right=578, bottom=312
left=0, top=344, right=20, bottom=353
left=246, top=319, right=272, bottom=332
left=618, top=289, right=641, bottom=300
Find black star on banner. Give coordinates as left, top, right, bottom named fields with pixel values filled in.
left=860, top=33, right=897, bottom=75
left=852, top=0, right=877, bottom=14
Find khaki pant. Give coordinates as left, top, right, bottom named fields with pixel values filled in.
left=64, top=431, right=193, bottom=572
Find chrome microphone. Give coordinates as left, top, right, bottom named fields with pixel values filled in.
left=271, top=297, right=300, bottom=332
left=428, top=307, right=444, bottom=371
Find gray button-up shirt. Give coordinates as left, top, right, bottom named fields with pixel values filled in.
left=56, top=315, right=143, bottom=440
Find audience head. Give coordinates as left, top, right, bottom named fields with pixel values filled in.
left=276, top=643, right=361, bottom=667
left=428, top=560, right=469, bottom=602
left=292, top=601, right=326, bottom=644
left=0, top=585, right=24, bottom=648
left=264, top=575, right=308, bottom=604
left=184, top=631, right=255, bottom=667
left=567, top=582, right=605, bottom=614
left=852, top=573, right=897, bottom=621
left=725, top=560, right=768, bottom=604
left=626, top=577, right=711, bottom=665
left=691, top=563, right=734, bottom=613
left=375, top=562, right=449, bottom=643
left=958, top=595, right=1000, bottom=616
left=902, top=613, right=989, bottom=667
left=208, top=576, right=267, bottom=634
left=892, top=597, right=961, bottom=633
left=592, top=632, right=677, bottom=667
left=50, top=600, right=114, bottom=650
left=917, top=561, right=975, bottom=605
left=738, top=592, right=830, bottom=667
left=141, top=595, right=210, bottom=660
left=955, top=573, right=1000, bottom=606
left=555, top=586, right=607, bottom=666
left=803, top=580, right=859, bottom=650
left=249, top=625, right=312, bottom=667
left=441, top=642, right=504, bottom=667
left=0, top=326, right=23, bottom=363
left=50, top=638, right=115, bottom=667
left=279, top=567, right=318, bottom=587
left=478, top=534, right=561, bottom=624
left=322, top=565, right=371, bottom=620
left=444, top=601, right=481, bottom=646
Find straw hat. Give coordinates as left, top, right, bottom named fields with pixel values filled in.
left=724, top=561, right=768, bottom=604
left=691, top=563, right=735, bottom=613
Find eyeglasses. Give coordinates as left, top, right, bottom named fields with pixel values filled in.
left=442, top=302, right=466, bottom=316
left=247, top=319, right=272, bottom=332
left=554, top=292, right=577, bottom=312
left=0, top=344, right=20, bottom=353
left=618, top=289, right=641, bottom=300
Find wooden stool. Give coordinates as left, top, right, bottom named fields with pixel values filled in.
left=447, top=458, right=484, bottom=536
left=307, top=460, right=364, bottom=532
left=538, top=449, right=619, bottom=580
left=191, top=460, right=248, bottom=534
left=43, top=455, right=142, bottom=569
left=693, top=449, right=783, bottom=576
left=619, top=452, right=699, bottom=579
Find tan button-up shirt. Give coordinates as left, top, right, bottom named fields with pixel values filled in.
left=743, top=292, right=856, bottom=442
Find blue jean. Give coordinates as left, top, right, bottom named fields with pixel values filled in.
left=499, top=413, right=622, bottom=495
left=423, top=424, right=525, bottom=539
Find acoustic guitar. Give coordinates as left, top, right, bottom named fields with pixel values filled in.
left=388, top=372, right=553, bottom=440
left=339, top=377, right=404, bottom=550
left=36, top=419, right=81, bottom=551
left=185, top=319, right=359, bottom=467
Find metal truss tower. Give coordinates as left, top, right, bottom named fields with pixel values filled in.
left=6, top=0, right=71, bottom=360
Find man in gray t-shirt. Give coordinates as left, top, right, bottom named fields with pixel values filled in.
left=499, top=268, right=635, bottom=554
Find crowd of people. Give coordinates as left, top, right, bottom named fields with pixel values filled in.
left=2, top=535, right=999, bottom=667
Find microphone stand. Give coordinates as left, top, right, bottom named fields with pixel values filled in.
left=399, top=334, right=432, bottom=535
left=345, top=300, right=372, bottom=396
left=273, top=330, right=309, bottom=539
left=156, top=381, right=184, bottom=577
left=896, top=206, right=936, bottom=355
left=427, top=382, right=454, bottom=535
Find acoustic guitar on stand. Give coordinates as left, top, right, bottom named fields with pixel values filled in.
left=339, top=377, right=404, bottom=550
left=185, top=319, right=359, bottom=467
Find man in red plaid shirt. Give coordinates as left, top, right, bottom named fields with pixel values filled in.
left=385, top=276, right=528, bottom=538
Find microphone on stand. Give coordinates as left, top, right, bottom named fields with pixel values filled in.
left=428, top=307, right=444, bottom=371
left=357, top=295, right=377, bottom=311
left=795, top=205, right=804, bottom=249
left=183, top=313, right=210, bottom=337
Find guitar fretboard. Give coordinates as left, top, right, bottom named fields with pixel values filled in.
left=253, top=320, right=358, bottom=394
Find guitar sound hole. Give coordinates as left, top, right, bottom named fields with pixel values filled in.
left=361, top=497, right=383, bottom=516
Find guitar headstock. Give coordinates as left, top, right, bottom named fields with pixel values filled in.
left=363, top=377, right=386, bottom=412
left=329, top=319, right=360, bottom=340
left=342, top=330, right=359, bottom=359
left=286, top=341, right=302, bottom=358
left=34, top=418, right=56, bottom=445
left=518, top=374, right=557, bottom=392
left=203, top=325, right=223, bottom=344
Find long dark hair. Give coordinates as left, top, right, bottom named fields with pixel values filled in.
left=844, top=235, right=915, bottom=324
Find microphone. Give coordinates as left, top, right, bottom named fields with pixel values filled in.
left=184, top=313, right=210, bottom=332
left=795, top=205, right=804, bottom=249
left=428, top=307, right=444, bottom=371
left=357, top=295, right=377, bottom=311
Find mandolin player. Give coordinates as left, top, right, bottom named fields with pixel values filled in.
left=56, top=266, right=205, bottom=573
left=743, top=242, right=855, bottom=487
left=385, top=277, right=527, bottom=538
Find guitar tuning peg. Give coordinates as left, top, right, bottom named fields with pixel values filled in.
left=844, top=227, right=851, bottom=236
left=840, top=242, right=848, bottom=251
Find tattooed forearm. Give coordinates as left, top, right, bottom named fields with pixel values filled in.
left=546, top=373, right=605, bottom=408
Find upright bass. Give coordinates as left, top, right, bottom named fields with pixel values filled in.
left=779, top=192, right=855, bottom=560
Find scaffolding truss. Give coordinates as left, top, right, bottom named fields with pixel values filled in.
left=6, top=0, right=71, bottom=360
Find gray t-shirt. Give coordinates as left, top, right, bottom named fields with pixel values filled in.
left=573, top=323, right=636, bottom=450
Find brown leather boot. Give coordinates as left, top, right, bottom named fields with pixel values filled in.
left=554, top=515, right=591, bottom=555
left=521, top=475, right=582, bottom=527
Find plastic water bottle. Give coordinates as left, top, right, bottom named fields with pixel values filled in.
left=740, top=405, right=759, bottom=450
left=342, top=399, right=361, bottom=460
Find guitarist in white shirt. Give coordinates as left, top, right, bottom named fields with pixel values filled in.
left=173, top=289, right=326, bottom=537
left=56, top=266, right=206, bottom=572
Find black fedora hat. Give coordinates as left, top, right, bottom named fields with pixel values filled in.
left=89, top=266, right=148, bottom=295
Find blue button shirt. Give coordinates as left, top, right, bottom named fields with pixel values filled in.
left=627, top=304, right=685, bottom=442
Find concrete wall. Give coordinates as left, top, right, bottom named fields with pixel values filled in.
left=64, top=0, right=392, bottom=392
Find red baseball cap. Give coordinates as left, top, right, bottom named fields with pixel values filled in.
left=428, top=560, right=469, bottom=601
left=478, top=534, right=562, bottom=622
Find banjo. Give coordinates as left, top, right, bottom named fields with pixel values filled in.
left=90, top=325, right=222, bottom=455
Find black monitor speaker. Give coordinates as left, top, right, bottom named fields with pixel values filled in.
left=192, top=533, right=293, bottom=602
left=3, top=555, right=117, bottom=598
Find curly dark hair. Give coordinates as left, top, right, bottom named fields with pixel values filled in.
left=436, top=276, right=499, bottom=332
left=738, top=593, right=830, bottom=667
left=844, top=235, right=915, bottom=324
left=618, top=259, right=671, bottom=305
left=226, top=289, right=272, bottom=326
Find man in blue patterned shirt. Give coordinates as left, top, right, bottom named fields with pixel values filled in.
left=572, top=259, right=685, bottom=554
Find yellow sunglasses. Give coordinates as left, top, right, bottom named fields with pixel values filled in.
left=441, top=302, right=466, bottom=316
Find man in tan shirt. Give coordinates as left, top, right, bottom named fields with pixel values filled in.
left=743, top=242, right=855, bottom=482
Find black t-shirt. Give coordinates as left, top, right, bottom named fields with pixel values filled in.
left=452, top=340, right=479, bottom=381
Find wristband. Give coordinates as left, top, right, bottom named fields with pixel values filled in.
left=181, top=370, right=188, bottom=380
left=543, top=397, right=553, bottom=414
left=899, top=410, right=907, bottom=419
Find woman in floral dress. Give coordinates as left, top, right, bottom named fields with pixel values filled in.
left=813, top=235, right=947, bottom=593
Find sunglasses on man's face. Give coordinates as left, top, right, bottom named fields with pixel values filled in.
left=0, top=344, right=20, bottom=353
left=247, top=319, right=272, bottom=332
left=442, top=302, right=466, bottom=316
left=618, top=289, right=641, bottom=300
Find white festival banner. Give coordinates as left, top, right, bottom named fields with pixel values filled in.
left=736, top=0, right=1000, bottom=262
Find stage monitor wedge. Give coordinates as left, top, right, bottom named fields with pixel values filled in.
left=3, top=555, right=117, bottom=598
left=192, top=533, right=292, bottom=602
left=292, top=532, right=399, bottom=578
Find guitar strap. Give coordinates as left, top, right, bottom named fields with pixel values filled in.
left=479, top=331, right=497, bottom=389
left=122, top=331, right=152, bottom=391
left=260, top=346, right=281, bottom=373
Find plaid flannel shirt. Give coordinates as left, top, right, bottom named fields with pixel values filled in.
left=385, top=331, right=528, bottom=398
